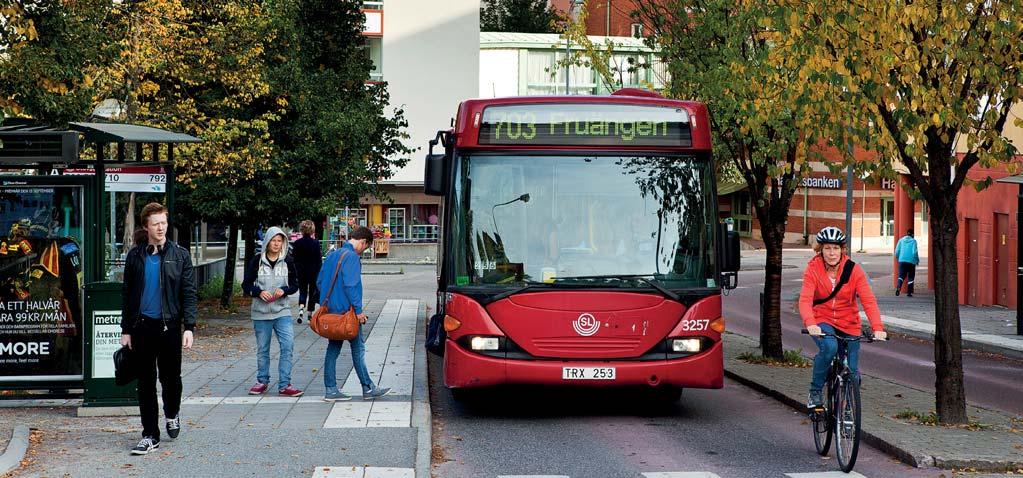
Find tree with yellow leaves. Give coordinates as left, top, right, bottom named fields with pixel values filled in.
left=0, top=0, right=112, bottom=125
left=781, top=0, right=1023, bottom=424
left=632, top=0, right=826, bottom=360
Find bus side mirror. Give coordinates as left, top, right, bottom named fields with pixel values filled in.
left=424, top=153, right=447, bottom=196
left=718, top=223, right=740, bottom=289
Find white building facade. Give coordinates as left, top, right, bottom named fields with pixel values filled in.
left=345, top=0, right=479, bottom=253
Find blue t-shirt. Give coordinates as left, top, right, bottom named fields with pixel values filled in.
left=140, top=253, right=162, bottom=318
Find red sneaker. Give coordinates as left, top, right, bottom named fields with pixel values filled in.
left=248, top=382, right=268, bottom=395
left=278, top=385, right=303, bottom=397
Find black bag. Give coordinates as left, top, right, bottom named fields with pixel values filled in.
left=813, top=260, right=856, bottom=306
left=113, top=345, right=138, bottom=386
left=425, top=313, right=446, bottom=356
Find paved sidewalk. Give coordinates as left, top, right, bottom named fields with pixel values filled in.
left=0, top=296, right=431, bottom=478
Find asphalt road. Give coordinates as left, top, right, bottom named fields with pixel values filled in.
left=429, top=355, right=944, bottom=478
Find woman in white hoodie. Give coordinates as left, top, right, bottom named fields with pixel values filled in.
left=241, top=227, right=302, bottom=397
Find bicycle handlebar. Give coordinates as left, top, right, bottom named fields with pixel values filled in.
left=800, top=328, right=887, bottom=342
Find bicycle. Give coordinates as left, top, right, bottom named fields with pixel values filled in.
left=802, top=329, right=883, bottom=473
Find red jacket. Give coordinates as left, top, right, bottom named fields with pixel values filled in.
left=798, top=254, right=883, bottom=336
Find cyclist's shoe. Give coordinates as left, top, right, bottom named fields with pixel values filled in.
left=807, top=390, right=824, bottom=409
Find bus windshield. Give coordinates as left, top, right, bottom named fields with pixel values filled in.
left=448, top=154, right=718, bottom=290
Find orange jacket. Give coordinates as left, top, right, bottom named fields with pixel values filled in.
left=798, top=254, right=883, bottom=336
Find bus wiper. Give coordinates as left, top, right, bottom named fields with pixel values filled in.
left=488, top=281, right=547, bottom=302
left=488, top=279, right=607, bottom=302
left=554, top=274, right=680, bottom=302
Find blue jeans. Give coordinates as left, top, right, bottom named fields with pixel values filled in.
left=253, top=316, right=294, bottom=390
left=323, top=326, right=374, bottom=393
left=809, top=323, right=861, bottom=392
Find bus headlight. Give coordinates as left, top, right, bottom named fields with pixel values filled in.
left=469, top=336, right=501, bottom=351
left=671, top=338, right=703, bottom=353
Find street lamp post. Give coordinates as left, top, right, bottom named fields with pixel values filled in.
left=859, top=172, right=869, bottom=253
left=565, top=0, right=581, bottom=94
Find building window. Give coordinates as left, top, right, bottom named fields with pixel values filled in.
left=388, top=207, right=406, bottom=240
left=631, top=23, right=644, bottom=38
left=733, top=193, right=753, bottom=237
left=365, top=37, right=383, bottom=81
left=609, top=54, right=642, bottom=89
left=524, top=50, right=597, bottom=95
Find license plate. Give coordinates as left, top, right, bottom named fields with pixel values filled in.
left=562, top=367, right=616, bottom=380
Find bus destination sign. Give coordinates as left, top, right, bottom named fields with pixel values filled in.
left=478, top=103, right=692, bottom=147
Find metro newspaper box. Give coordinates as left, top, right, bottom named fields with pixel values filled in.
left=83, top=282, right=136, bottom=407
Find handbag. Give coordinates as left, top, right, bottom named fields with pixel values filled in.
left=113, top=345, right=137, bottom=386
left=309, top=250, right=361, bottom=341
left=425, top=313, right=446, bottom=356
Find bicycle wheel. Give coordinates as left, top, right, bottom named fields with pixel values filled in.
left=811, top=380, right=833, bottom=455
left=835, top=375, right=862, bottom=472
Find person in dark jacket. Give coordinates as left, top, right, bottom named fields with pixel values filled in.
left=242, top=226, right=302, bottom=397
left=291, top=220, right=322, bottom=323
left=120, top=202, right=197, bottom=455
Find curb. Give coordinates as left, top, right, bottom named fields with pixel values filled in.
left=0, top=425, right=29, bottom=475
left=880, top=315, right=1023, bottom=360
left=723, top=369, right=928, bottom=468
left=413, top=301, right=432, bottom=478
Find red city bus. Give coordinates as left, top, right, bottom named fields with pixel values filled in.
left=424, top=89, right=740, bottom=401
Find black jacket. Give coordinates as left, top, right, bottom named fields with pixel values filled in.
left=291, top=235, right=322, bottom=278
left=120, top=240, right=198, bottom=333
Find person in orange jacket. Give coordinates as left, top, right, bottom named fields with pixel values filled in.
left=798, top=226, right=887, bottom=408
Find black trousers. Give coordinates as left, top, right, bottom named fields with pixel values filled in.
left=132, top=319, right=182, bottom=441
left=298, top=273, right=318, bottom=311
left=897, top=262, right=916, bottom=295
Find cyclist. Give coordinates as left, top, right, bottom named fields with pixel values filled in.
left=799, top=226, right=887, bottom=409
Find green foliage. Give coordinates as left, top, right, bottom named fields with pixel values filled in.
left=199, top=274, right=242, bottom=300
left=258, top=0, right=414, bottom=224
left=737, top=349, right=811, bottom=367
left=481, top=0, right=564, bottom=33
left=0, top=0, right=113, bottom=126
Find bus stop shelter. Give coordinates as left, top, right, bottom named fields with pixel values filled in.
left=0, top=119, right=200, bottom=407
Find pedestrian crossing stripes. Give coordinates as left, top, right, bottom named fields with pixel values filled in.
left=312, top=466, right=414, bottom=477
left=485, top=472, right=869, bottom=478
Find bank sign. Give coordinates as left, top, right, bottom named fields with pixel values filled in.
left=801, top=176, right=843, bottom=189
left=0, top=184, right=85, bottom=381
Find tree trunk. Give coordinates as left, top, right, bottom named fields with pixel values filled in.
left=929, top=197, right=968, bottom=424
left=176, top=223, right=191, bottom=249
left=761, top=224, right=786, bottom=359
left=220, top=223, right=239, bottom=310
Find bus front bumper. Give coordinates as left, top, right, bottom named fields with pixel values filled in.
left=442, top=339, right=723, bottom=390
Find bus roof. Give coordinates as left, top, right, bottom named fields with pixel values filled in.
left=452, top=91, right=711, bottom=152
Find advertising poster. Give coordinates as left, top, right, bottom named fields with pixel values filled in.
left=91, top=311, right=121, bottom=379
left=0, top=185, right=84, bottom=381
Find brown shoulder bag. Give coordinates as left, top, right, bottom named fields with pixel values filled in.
left=309, top=250, right=360, bottom=341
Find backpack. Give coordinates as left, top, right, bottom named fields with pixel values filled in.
left=813, top=259, right=856, bottom=306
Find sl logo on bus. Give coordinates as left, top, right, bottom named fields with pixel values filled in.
left=572, top=313, right=600, bottom=336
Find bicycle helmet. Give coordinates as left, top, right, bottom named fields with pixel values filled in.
left=816, top=226, right=846, bottom=245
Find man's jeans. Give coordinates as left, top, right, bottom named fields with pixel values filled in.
left=323, top=326, right=373, bottom=393
left=809, top=323, right=861, bottom=392
left=253, top=316, right=295, bottom=390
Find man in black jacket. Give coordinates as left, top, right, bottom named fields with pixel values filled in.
left=119, top=202, right=197, bottom=455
